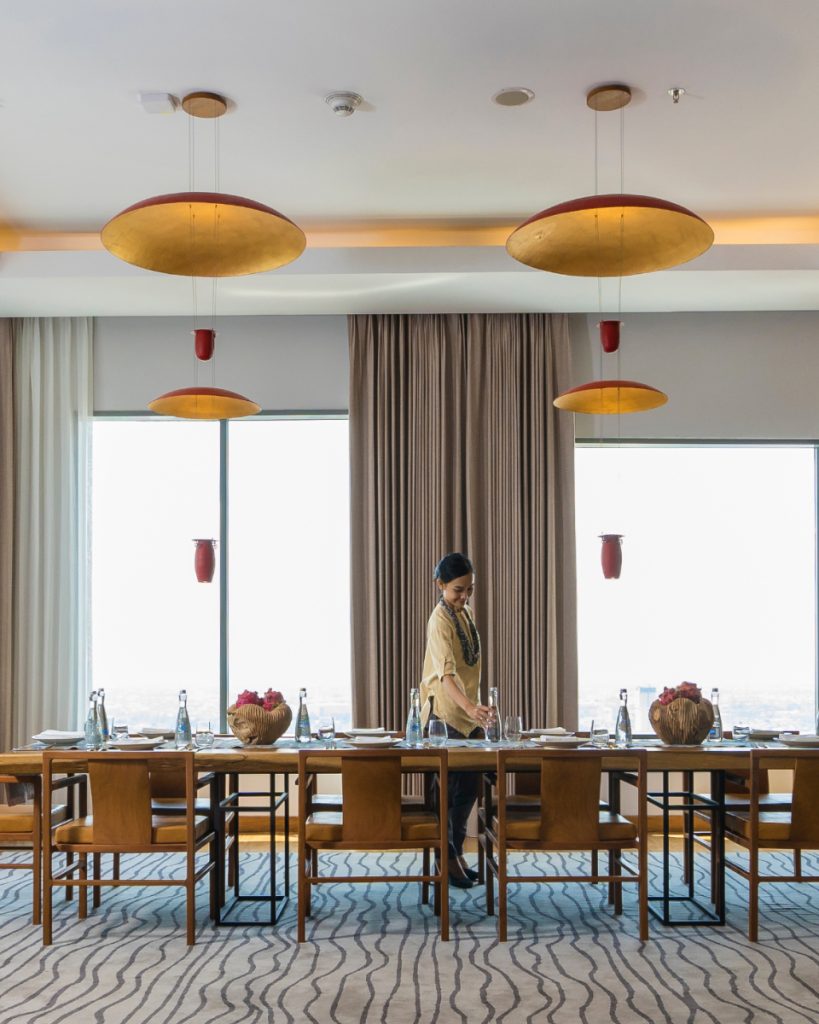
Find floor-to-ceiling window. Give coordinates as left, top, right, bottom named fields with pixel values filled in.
left=91, top=416, right=351, bottom=732
left=575, top=445, right=817, bottom=736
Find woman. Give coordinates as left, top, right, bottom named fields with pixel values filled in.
left=420, top=551, right=492, bottom=888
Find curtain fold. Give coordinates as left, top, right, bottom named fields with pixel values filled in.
left=349, top=313, right=577, bottom=733
left=12, top=318, right=93, bottom=746
left=0, top=321, right=13, bottom=751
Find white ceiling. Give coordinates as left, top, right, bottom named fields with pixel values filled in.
left=2, top=0, right=819, bottom=315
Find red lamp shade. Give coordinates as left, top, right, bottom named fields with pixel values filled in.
left=194, top=539, right=216, bottom=583
left=600, top=534, right=623, bottom=579
left=194, top=329, right=215, bottom=360
left=598, top=320, right=621, bottom=353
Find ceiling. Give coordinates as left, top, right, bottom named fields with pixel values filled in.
left=2, top=0, right=819, bottom=316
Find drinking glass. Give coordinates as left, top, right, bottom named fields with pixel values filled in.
left=317, top=718, right=336, bottom=748
left=428, top=719, right=448, bottom=748
left=112, top=722, right=129, bottom=741
left=732, top=723, right=751, bottom=745
left=194, top=723, right=214, bottom=749
left=590, top=721, right=610, bottom=748
left=504, top=715, right=523, bottom=744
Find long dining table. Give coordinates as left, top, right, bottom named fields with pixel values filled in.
left=0, top=739, right=798, bottom=929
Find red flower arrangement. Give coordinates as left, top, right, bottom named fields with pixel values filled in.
left=235, top=689, right=285, bottom=712
left=657, top=681, right=702, bottom=706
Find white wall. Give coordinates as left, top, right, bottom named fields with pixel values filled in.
left=570, top=312, right=819, bottom=440
left=94, top=315, right=348, bottom=412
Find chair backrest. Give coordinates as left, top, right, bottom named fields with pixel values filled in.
left=768, top=750, right=819, bottom=844
left=44, top=751, right=194, bottom=847
left=497, top=749, right=646, bottom=844
left=298, top=748, right=447, bottom=844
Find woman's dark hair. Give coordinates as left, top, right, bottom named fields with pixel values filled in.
left=433, top=552, right=474, bottom=583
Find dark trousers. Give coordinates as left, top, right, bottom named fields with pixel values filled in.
left=429, top=717, right=483, bottom=859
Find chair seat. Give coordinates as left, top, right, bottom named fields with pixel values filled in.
left=151, top=797, right=214, bottom=816
left=492, top=811, right=637, bottom=842
left=695, top=792, right=792, bottom=811
left=310, top=793, right=427, bottom=811
left=54, top=814, right=211, bottom=846
left=725, top=810, right=793, bottom=842
left=305, top=811, right=440, bottom=843
left=0, top=803, right=68, bottom=834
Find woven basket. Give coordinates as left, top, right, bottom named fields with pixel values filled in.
left=649, top=697, right=714, bottom=745
left=227, top=702, right=292, bottom=745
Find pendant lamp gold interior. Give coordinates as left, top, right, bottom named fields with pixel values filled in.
left=148, top=386, right=261, bottom=420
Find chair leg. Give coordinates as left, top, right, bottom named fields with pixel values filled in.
left=297, top=844, right=309, bottom=942
left=186, top=845, right=196, bottom=945
left=78, top=854, right=88, bottom=919
left=486, top=850, right=495, bottom=917
left=794, top=848, right=802, bottom=879
left=613, top=851, right=623, bottom=915
left=92, top=853, right=102, bottom=908
left=32, top=808, right=42, bottom=926
left=42, top=838, right=53, bottom=946
left=748, top=847, right=759, bottom=942
left=591, top=849, right=599, bottom=886
left=498, top=844, right=508, bottom=942
left=422, top=847, right=430, bottom=905
left=65, top=851, right=74, bottom=902
left=113, top=852, right=120, bottom=881
left=209, top=834, right=219, bottom=922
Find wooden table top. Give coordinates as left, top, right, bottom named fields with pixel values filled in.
left=0, top=742, right=800, bottom=777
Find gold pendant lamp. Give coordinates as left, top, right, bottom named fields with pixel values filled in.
left=102, top=92, right=305, bottom=277
left=507, top=85, right=713, bottom=277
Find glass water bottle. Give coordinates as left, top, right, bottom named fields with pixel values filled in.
left=97, top=687, right=109, bottom=746
left=175, top=689, right=192, bottom=749
left=405, top=687, right=423, bottom=746
left=709, top=688, right=723, bottom=742
left=486, top=687, right=501, bottom=743
left=296, top=688, right=311, bottom=743
left=84, top=691, right=102, bottom=750
left=614, top=688, right=632, bottom=748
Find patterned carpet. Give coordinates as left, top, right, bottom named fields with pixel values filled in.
left=0, top=850, right=818, bottom=1024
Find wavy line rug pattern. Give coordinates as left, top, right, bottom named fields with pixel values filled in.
left=0, top=851, right=817, bottom=1024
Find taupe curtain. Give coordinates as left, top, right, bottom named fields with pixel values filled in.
left=349, top=313, right=577, bottom=733
left=0, top=321, right=13, bottom=752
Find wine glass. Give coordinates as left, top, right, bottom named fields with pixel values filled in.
left=428, top=719, right=448, bottom=748
left=504, top=715, right=523, bottom=745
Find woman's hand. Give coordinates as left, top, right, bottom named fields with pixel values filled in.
left=470, top=703, right=493, bottom=728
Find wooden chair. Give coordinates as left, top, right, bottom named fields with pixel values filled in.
left=297, top=748, right=449, bottom=941
left=724, top=749, right=819, bottom=941
left=0, top=775, right=73, bottom=924
left=482, top=749, right=648, bottom=941
left=42, top=751, right=217, bottom=945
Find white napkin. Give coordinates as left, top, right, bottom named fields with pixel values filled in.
left=32, top=730, right=84, bottom=741
left=527, top=727, right=571, bottom=736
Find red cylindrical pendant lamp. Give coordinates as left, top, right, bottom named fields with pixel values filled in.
left=194, top=328, right=215, bottom=361
left=598, top=320, right=621, bottom=353
left=194, top=539, right=216, bottom=583
left=600, top=534, right=623, bottom=579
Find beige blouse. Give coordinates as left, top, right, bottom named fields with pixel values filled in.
left=419, top=601, right=482, bottom=738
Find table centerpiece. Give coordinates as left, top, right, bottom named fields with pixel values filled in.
left=227, top=688, right=292, bottom=745
left=648, top=681, right=714, bottom=745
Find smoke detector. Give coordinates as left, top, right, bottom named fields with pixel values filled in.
left=324, top=91, right=363, bottom=117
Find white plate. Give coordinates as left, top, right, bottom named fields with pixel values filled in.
left=107, top=738, right=167, bottom=750
left=346, top=736, right=402, bottom=748
left=32, top=731, right=84, bottom=745
left=524, top=729, right=575, bottom=738
left=345, top=727, right=388, bottom=736
left=531, top=736, right=587, bottom=747
left=778, top=734, right=819, bottom=747
left=140, top=728, right=175, bottom=740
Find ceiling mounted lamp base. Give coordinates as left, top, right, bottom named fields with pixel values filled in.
left=149, top=386, right=260, bottom=420
left=101, top=91, right=306, bottom=277
left=507, top=193, right=714, bottom=277
left=554, top=379, right=668, bottom=415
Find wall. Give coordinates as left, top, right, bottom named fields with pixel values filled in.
left=94, top=315, right=348, bottom=412
left=570, top=312, right=819, bottom=440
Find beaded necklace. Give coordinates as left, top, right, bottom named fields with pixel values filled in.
left=438, top=597, right=481, bottom=667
